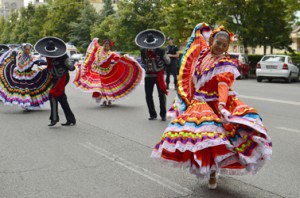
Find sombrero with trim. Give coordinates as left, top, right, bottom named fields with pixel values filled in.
left=135, top=29, right=166, bottom=49
left=34, top=36, right=67, bottom=58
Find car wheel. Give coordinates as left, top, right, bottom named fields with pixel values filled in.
left=285, top=73, right=292, bottom=83
left=294, top=72, right=299, bottom=82
left=257, top=77, right=262, bottom=82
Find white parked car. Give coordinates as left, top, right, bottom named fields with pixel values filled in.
left=256, top=55, right=299, bottom=83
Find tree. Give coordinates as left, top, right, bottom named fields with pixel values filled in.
left=27, top=4, right=49, bottom=44
left=11, top=4, right=36, bottom=44
left=202, top=0, right=294, bottom=54
left=160, top=0, right=217, bottom=48
left=42, top=0, right=84, bottom=41
left=69, top=1, right=100, bottom=52
left=93, top=0, right=166, bottom=51
left=0, top=10, right=19, bottom=44
left=0, top=16, right=8, bottom=43
left=100, top=0, right=115, bottom=19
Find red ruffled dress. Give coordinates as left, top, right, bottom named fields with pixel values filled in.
left=73, top=38, right=144, bottom=103
left=152, top=25, right=272, bottom=178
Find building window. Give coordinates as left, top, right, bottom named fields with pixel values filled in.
left=4, top=3, right=9, bottom=9
left=11, top=3, right=17, bottom=9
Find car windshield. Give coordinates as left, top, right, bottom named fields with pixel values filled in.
left=262, top=56, right=285, bottom=62
left=229, top=54, right=239, bottom=59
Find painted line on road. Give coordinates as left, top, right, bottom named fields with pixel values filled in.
left=239, top=95, right=300, bottom=106
left=276, top=127, right=300, bottom=134
left=80, top=142, right=193, bottom=196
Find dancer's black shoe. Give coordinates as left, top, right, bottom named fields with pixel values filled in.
left=61, top=121, right=76, bottom=126
left=48, top=121, right=58, bottom=126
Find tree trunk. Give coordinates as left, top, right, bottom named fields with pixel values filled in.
left=264, top=45, right=267, bottom=55
left=270, top=46, right=273, bottom=54
left=243, top=42, right=248, bottom=55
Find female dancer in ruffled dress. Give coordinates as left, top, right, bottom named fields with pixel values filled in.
left=73, top=39, right=144, bottom=106
left=0, top=43, right=51, bottom=110
left=151, top=23, right=272, bottom=189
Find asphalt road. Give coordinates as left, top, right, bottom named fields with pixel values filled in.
left=0, top=76, right=299, bottom=198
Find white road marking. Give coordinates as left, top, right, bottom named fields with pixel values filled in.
left=276, top=127, right=300, bottom=134
left=80, top=142, right=193, bottom=196
left=238, top=95, right=300, bottom=106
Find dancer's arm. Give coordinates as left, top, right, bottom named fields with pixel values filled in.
left=65, top=57, right=75, bottom=71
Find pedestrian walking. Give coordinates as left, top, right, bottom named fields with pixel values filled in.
left=73, top=38, right=144, bottom=106
left=35, top=37, right=76, bottom=126
left=135, top=29, right=171, bottom=121
left=165, top=37, right=179, bottom=90
left=151, top=23, right=272, bottom=189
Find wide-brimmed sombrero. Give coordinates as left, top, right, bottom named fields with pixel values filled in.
left=0, top=45, right=10, bottom=54
left=135, top=29, right=166, bottom=49
left=34, top=36, right=67, bottom=58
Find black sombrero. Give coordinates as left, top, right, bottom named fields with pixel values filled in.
left=0, top=45, right=10, bottom=54
left=34, top=36, right=67, bottom=58
left=135, top=29, right=166, bottom=49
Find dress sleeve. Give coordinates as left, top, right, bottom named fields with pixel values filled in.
left=177, top=24, right=208, bottom=106
left=217, top=72, right=235, bottom=106
left=81, top=38, right=100, bottom=76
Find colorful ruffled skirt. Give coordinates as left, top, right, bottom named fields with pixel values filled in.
left=152, top=97, right=272, bottom=178
left=73, top=52, right=144, bottom=103
left=0, top=53, right=52, bottom=109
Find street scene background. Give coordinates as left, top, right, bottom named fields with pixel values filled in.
left=0, top=0, right=300, bottom=197
left=0, top=77, right=299, bottom=197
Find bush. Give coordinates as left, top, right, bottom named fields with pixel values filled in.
left=291, top=54, right=300, bottom=67
left=248, top=55, right=263, bottom=75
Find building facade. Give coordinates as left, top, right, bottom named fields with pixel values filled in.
left=229, top=26, right=300, bottom=55
left=89, top=0, right=119, bottom=12
left=0, top=0, right=24, bottom=18
left=26, top=0, right=119, bottom=12
left=27, top=0, right=48, bottom=6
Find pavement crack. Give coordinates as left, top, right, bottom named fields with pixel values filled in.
left=0, top=164, right=51, bottom=174
left=51, top=165, right=103, bottom=173
left=225, top=176, right=285, bottom=198
left=78, top=120, right=153, bottom=149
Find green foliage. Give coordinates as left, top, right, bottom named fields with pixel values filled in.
left=42, top=0, right=84, bottom=41
left=92, top=0, right=166, bottom=51
left=0, top=11, right=19, bottom=44
left=248, top=54, right=263, bottom=75
left=100, top=0, right=115, bottom=19
left=160, top=0, right=213, bottom=45
left=201, top=0, right=295, bottom=54
left=248, top=55, right=263, bottom=67
left=0, top=0, right=298, bottom=56
left=11, top=4, right=36, bottom=44
left=69, top=1, right=100, bottom=52
left=290, top=54, right=300, bottom=66
left=27, top=5, right=49, bottom=44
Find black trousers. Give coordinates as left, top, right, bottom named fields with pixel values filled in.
left=145, top=77, right=166, bottom=118
left=49, top=75, right=75, bottom=122
left=165, top=64, right=178, bottom=87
